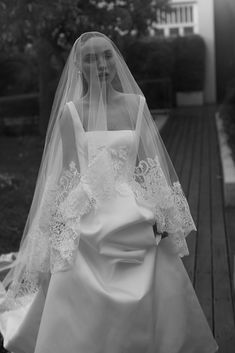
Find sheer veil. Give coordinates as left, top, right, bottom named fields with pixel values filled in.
left=0, top=31, right=196, bottom=310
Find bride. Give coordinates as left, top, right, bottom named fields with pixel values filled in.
left=0, top=32, right=218, bottom=353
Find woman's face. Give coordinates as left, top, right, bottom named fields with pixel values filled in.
left=81, top=37, right=116, bottom=85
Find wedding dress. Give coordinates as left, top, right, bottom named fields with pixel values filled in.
left=0, top=32, right=218, bottom=353
left=0, top=100, right=218, bottom=353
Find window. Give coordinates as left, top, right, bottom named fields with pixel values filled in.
left=169, top=28, right=180, bottom=37
left=184, top=26, right=194, bottom=35
left=154, top=28, right=165, bottom=37
left=152, top=2, right=198, bottom=38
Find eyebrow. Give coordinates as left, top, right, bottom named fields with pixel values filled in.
left=84, top=49, right=112, bottom=57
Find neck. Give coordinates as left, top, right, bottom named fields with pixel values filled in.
left=87, top=81, right=116, bottom=103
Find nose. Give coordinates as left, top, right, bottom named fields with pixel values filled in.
left=97, top=55, right=107, bottom=71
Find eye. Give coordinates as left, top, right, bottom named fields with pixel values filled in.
left=104, top=51, right=113, bottom=59
left=84, top=54, right=97, bottom=63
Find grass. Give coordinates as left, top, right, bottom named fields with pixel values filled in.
left=0, top=135, right=44, bottom=253
left=0, top=134, right=44, bottom=353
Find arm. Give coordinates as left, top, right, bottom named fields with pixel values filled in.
left=59, top=103, right=78, bottom=170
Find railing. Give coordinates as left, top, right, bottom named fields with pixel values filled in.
left=151, top=0, right=198, bottom=37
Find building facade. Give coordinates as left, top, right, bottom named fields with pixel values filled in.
left=151, top=0, right=216, bottom=104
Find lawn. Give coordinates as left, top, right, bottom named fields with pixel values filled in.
left=0, top=134, right=44, bottom=352
left=0, top=135, right=44, bottom=254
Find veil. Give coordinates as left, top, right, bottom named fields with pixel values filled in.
left=0, top=32, right=196, bottom=311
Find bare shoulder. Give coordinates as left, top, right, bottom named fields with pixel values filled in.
left=59, top=102, right=74, bottom=131
left=117, top=92, right=141, bottom=106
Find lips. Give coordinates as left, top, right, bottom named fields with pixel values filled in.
left=98, top=72, right=109, bottom=78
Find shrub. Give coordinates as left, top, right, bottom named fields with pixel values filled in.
left=124, top=34, right=206, bottom=106
left=172, top=35, right=206, bottom=92
left=138, top=78, right=172, bottom=109
left=0, top=93, right=39, bottom=117
left=124, top=37, right=174, bottom=108
left=125, top=37, right=174, bottom=80
left=0, top=94, right=39, bottom=135
left=0, top=53, right=38, bottom=96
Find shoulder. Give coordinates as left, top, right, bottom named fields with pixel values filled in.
left=116, top=93, right=145, bottom=116
left=59, top=102, right=74, bottom=131
left=117, top=92, right=144, bottom=105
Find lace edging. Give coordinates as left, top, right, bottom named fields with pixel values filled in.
left=130, top=156, right=196, bottom=256
left=1, top=152, right=196, bottom=311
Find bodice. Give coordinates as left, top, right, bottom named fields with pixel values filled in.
left=67, top=100, right=142, bottom=178
left=76, top=130, right=137, bottom=178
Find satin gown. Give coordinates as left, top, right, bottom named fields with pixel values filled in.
left=0, top=104, right=218, bottom=353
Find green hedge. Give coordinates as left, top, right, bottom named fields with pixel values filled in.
left=125, top=37, right=174, bottom=80
left=172, top=35, right=206, bottom=92
left=0, top=93, right=39, bottom=118
left=125, top=34, right=206, bottom=93
left=0, top=93, right=39, bottom=135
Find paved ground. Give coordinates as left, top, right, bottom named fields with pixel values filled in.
left=161, top=105, right=235, bottom=353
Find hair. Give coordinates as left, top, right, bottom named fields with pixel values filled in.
left=80, top=32, right=108, bottom=46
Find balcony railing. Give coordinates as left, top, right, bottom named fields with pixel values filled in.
left=151, top=1, right=198, bottom=37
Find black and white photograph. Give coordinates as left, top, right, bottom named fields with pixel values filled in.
left=0, top=0, right=235, bottom=352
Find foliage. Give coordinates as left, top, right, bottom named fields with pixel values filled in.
left=124, top=34, right=206, bottom=107
left=125, top=37, right=174, bottom=79
left=219, top=104, right=235, bottom=164
left=0, top=93, right=39, bottom=117
left=223, top=77, right=235, bottom=106
left=0, top=135, right=44, bottom=255
left=0, top=0, right=170, bottom=52
left=0, top=0, right=170, bottom=134
left=0, top=52, right=38, bottom=96
left=219, top=73, right=235, bottom=163
left=125, top=35, right=206, bottom=93
left=172, top=35, right=206, bottom=92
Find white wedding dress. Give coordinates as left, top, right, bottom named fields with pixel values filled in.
left=0, top=102, right=218, bottom=353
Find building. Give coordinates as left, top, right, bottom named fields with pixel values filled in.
left=151, top=0, right=235, bottom=105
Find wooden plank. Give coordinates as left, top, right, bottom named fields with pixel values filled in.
left=225, top=207, right=235, bottom=338
left=161, top=106, right=235, bottom=351
left=172, top=114, right=190, bottom=178
left=194, top=109, right=213, bottom=329
left=179, top=113, right=196, bottom=196
left=164, top=111, right=187, bottom=166
left=161, top=109, right=182, bottom=153
left=183, top=112, right=203, bottom=282
left=160, top=112, right=176, bottom=150
left=209, top=109, right=235, bottom=351
left=225, top=208, right=235, bottom=295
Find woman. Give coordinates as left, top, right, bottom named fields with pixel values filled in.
left=0, top=32, right=218, bottom=353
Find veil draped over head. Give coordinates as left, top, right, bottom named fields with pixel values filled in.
left=0, top=32, right=196, bottom=310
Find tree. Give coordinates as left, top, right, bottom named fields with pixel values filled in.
left=0, top=0, right=170, bottom=135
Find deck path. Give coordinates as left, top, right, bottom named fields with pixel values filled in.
left=160, top=106, right=235, bottom=353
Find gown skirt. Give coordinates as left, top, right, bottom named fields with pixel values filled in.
left=0, top=185, right=218, bottom=353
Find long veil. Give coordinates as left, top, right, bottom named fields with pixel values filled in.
left=0, top=32, right=196, bottom=311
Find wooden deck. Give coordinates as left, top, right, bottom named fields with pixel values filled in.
left=161, top=106, right=235, bottom=353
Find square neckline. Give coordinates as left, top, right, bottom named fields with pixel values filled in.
left=67, top=95, right=145, bottom=134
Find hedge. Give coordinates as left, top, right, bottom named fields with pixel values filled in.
left=172, top=35, right=206, bottom=92
left=124, top=34, right=206, bottom=93
left=0, top=35, right=206, bottom=120
left=0, top=93, right=39, bottom=118
left=125, top=37, right=174, bottom=80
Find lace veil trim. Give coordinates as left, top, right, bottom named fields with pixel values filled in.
left=0, top=150, right=195, bottom=311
